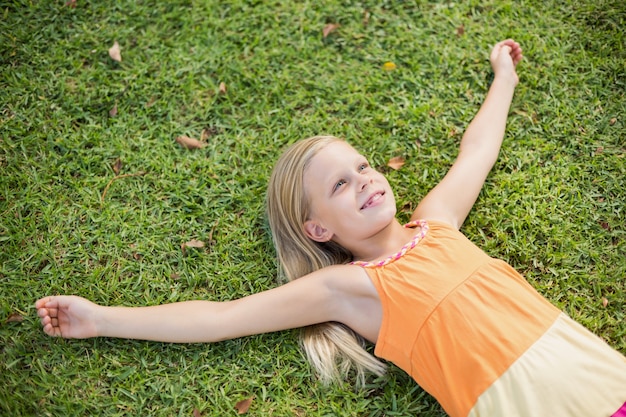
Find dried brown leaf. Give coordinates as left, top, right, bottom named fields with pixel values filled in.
left=456, top=24, right=465, bottom=37
left=183, top=239, right=205, bottom=249
left=109, top=41, right=122, bottom=62
left=176, top=135, right=207, bottom=149
left=112, top=158, right=123, bottom=175
left=602, top=297, right=609, bottom=308
left=200, top=129, right=211, bottom=141
left=6, top=313, right=24, bottom=323
left=109, top=104, right=118, bottom=117
left=181, top=239, right=205, bottom=255
left=219, top=82, right=227, bottom=95
left=322, top=23, right=340, bottom=38
left=65, top=0, right=77, bottom=8
left=609, top=118, right=617, bottom=126
left=235, top=397, right=254, bottom=414
left=192, top=408, right=202, bottom=417
left=387, top=156, right=405, bottom=170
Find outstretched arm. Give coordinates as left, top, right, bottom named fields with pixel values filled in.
left=36, top=267, right=349, bottom=343
left=413, top=39, right=523, bottom=229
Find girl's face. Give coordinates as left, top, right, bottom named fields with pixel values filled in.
left=302, top=141, right=397, bottom=249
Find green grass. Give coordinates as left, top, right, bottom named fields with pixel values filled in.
left=1, top=0, right=624, bottom=415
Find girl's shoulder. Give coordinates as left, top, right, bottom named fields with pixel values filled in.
left=314, top=264, right=377, bottom=296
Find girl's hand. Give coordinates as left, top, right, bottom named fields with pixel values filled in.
left=36, top=295, right=101, bottom=339
left=490, top=39, right=523, bottom=86
left=413, top=39, right=522, bottom=228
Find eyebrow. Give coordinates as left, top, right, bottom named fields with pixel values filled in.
left=325, top=154, right=370, bottom=194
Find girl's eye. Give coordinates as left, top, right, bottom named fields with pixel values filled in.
left=358, top=163, right=369, bottom=172
left=334, top=179, right=346, bottom=191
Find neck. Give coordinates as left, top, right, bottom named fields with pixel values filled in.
left=340, top=219, right=417, bottom=263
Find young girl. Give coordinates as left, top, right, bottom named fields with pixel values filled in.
left=37, top=40, right=626, bottom=417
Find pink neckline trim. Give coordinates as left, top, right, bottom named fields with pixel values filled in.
left=350, top=219, right=429, bottom=268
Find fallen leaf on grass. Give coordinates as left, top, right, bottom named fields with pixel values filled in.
left=6, top=313, right=24, bottom=323
left=235, top=397, right=254, bottom=414
left=387, top=156, right=405, bottom=170
left=176, top=135, right=207, bottom=149
left=112, top=158, right=123, bottom=175
left=181, top=239, right=205, bottom=255
left=609, top=118, right=617, bottom=125
left=602, top=297, right=609, bottom=308
left=109, top=41, right=122, bottom=62
left=192, top=408, right=202, bottom=417
left=322, top=23, right=340, bottom=38
left=109, top=104, right=118, bottom=117
left=456, top=24, right=465, bottom=36
left=382, top=62, right=397, bottom=71
left=65, top=0, right=77, bottom=8
left=219, top=82, right=227, bottom=95
left=183, top=239, right=205, bottom=249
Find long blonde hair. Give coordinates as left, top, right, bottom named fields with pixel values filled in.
left=266, top=136, right=387, bottom=384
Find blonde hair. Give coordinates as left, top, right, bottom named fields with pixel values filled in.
left=266, top=136, right=387, bottom=384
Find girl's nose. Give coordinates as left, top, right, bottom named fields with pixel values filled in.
left=359, top=175, right=372, bottom=192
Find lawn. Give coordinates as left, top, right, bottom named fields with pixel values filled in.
left=1, top=0, right=624, bottom=416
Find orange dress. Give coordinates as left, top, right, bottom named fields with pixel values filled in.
left=354, top=220, right=626, bottom=417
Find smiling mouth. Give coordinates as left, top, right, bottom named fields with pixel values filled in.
left=361, top=192, right=384, bottom=209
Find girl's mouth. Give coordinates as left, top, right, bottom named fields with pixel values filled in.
left=361, top=192, right=384, bottom=210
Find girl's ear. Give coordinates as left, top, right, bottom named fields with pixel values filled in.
left=303, top=220, right=333, bottom=242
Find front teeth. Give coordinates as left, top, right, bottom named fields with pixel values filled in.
left=363, top=193, right=381, bottom=209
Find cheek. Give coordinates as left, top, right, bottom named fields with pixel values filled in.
left=377, top=175, right=393, bottom=192
left=307, top=196, right=334, bottom=221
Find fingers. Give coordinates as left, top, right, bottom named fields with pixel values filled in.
left=36, top=296, right=60, bottom=310
left=500, top=39, right=523, bottom=63
left=37, top=301, right=58, bottom=320
left=491, top=39, right=523, bottom=69
left=42, top=321, right=62, bottom=337
left=36, top=296, right=63, bottom=319
left=35, top=296, right=51, bottom=309
left=512, top=48, right=523, bottom=65
left=40, top=314, right=62, bottom=337
left=37, top=296, right=62, bottom=337
left=40, top=315, right=57, bottom=336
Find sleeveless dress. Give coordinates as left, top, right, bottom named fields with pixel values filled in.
left=353, top=220, right=626, bottom=417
